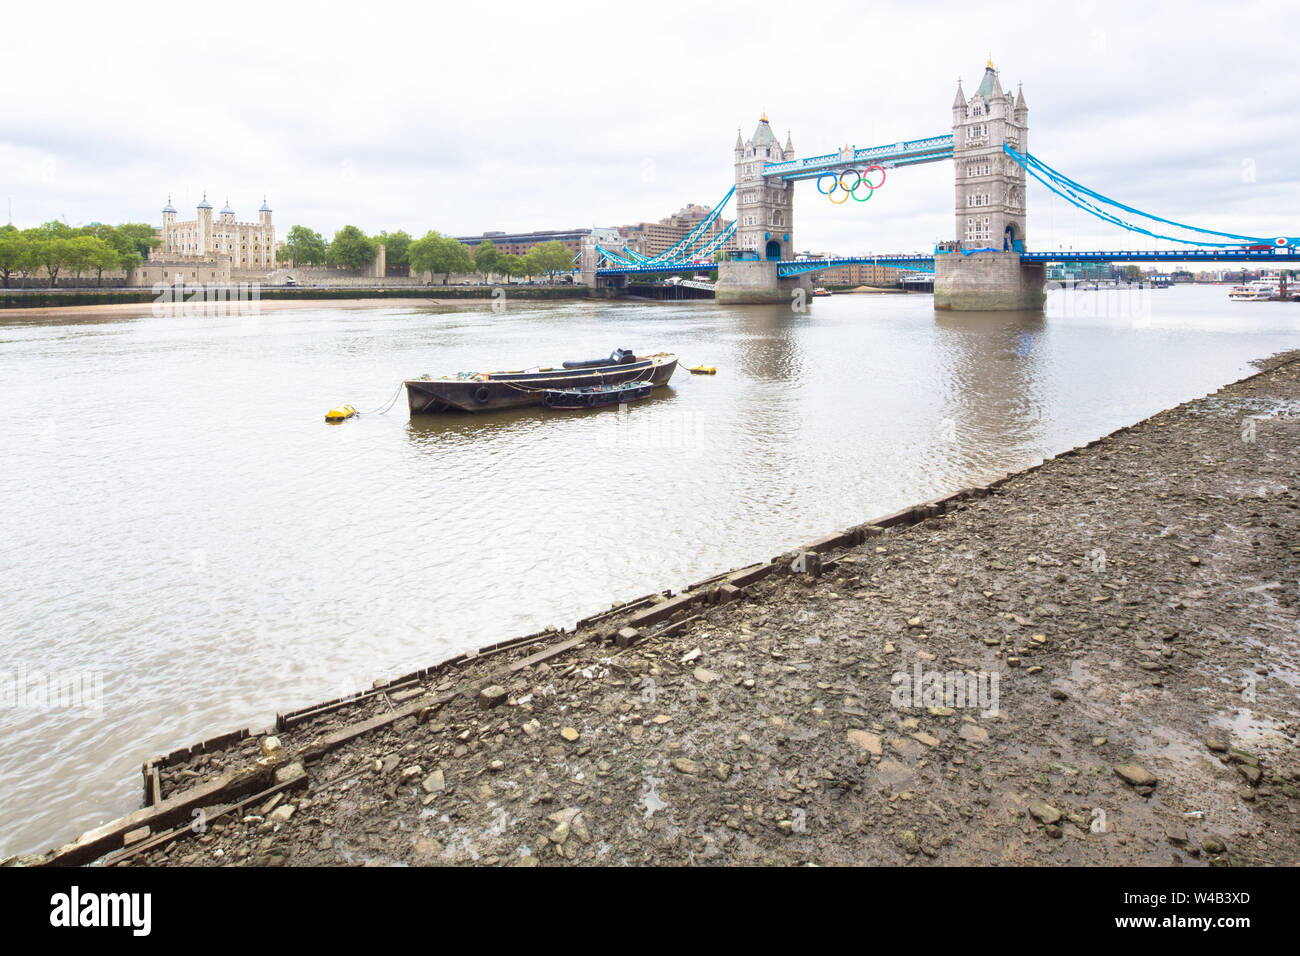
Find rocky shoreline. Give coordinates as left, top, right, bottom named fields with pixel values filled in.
left=22, top=351, right=1300, bottom=867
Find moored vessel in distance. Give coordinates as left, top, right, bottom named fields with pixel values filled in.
left=813, top=287, right=832, bottom=297
left=405, top=349, right=677, bottom=413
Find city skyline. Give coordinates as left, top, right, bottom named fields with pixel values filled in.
left=4, top=0, right=1297, bottom=255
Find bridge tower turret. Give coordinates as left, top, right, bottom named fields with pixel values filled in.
left=951, top=57, right=1028, bottom=252
left=734, top=114, right=795, bottom=261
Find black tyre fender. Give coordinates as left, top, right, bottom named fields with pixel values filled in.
left=474, top=385, right=491, bottom=404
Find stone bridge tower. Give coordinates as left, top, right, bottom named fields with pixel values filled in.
left=951, top=57, right=1029, bottom=251
left=734, top=115, right=796, bottom=261
left=934, top=57, right=1042, bottom=310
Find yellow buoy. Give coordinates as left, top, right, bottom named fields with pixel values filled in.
left=325, top=404, right=357, bottom=423
left=688, top=365, right=716, bottom=375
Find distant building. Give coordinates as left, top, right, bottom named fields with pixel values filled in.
left=1045, top=261, right=1115, bottom=282
left=814, top=259, right=905, bottom=287
left=620, top=203, right=737, bottom=259
left=454, top=229, right=590, bottom=257
left=158, top=194, right=275, bottom=270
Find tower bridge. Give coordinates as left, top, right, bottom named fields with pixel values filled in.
left=582, top=56, right=1299, bottom=309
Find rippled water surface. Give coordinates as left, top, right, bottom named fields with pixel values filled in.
left=1, top=285, right=1297, bottom=856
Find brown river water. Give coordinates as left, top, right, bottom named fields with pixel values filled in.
left=1, top=284, right=1298, bottom=857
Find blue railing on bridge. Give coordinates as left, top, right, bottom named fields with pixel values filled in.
left=776, top=255, right=936, bottom=277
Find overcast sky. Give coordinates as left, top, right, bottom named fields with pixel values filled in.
left=4, top=0, right=1297, bottom=254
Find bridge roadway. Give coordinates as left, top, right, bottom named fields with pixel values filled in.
left=597, top=247, right=1300, bottom=279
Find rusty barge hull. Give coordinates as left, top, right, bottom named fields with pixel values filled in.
left=404, top=353, right=678, bottom=414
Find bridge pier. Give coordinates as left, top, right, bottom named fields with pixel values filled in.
left=933, top=249, right=1044, bottom=311
left=715, top=260, right=811, bottom=305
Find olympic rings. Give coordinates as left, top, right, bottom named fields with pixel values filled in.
left=817, top=165, right=888, bottom=206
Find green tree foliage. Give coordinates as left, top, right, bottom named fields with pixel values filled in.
left=326, top=225, right=378, bottom=269
left=0, top=227, right=25, bottom=288
left=525, top=240, right=575, bottom=281
left=374, top=230, right=412, bottom=269
left=34, top=237, right=73, bottom=287
left=473, top=240, right=500, bottom=278
left=408, top=231, right=473, bottom=284
left=1124, top=265, right=1142, bottom=282
left=280, top=225, right=328, bottom=266
left=497, top=254, right=527, bottom=282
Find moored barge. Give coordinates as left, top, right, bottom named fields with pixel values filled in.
left=405, top=350, right=677, bottom=413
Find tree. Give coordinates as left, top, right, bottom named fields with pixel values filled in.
left=473, top=240, right=500, bottom=279
left=34, top=237, right=73, bottom=287
left=280, top=225, right=328, bottom=266
left=89, top=239, right=121, bottom=286
left=375, top=230, right=412, bottom=271
left=526, top=240, right=575, bottom=282
left=65, top=235, right=106, bottom=281
left=497, top=254, right=527, bottom=283
left=114, top=223, right=161, bottom=259
left=408, top=231, right=472, bottom=284
left=0, top=228, right=26, bottom=288
left=326, top=225, right=378, bottom=269
left=1123, top=265, right=1142, bottom=282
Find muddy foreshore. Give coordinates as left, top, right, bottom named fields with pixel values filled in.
left=20, top=352, right=1300, bottom=867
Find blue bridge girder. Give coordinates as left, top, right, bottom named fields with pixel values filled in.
left=776, top=255, right=935, bottom=277
left=1019, top=248, right=1300, bottom=264
left=594, top=246, right=1299, bottom=279
left=762, top=135, right=955, bottom=182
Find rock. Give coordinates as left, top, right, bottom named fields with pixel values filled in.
left=847, top=729, right=883, bottom=756
left=1028, top=800, right=1062, bottom=825
left=560, top=727, right=580, bottom=742
left=894, top=830, right=920, bottom=854
left=422, top=769, right=446, bottom=793
left=401, top=765, right=424, bottom=780
left=693, top=667, right=719, bottom=683
left=274, top=761, right=306, bottom=786
left=1202, top=838, right=1226, bottom=855
left=412, top=836, right=443, bottom=861
left=478, top=685, right=507, bottom=709
left=1204, top=737, right=1228, bottom=753
left=672, top=757, right=702, bottom=775
left=1113, top=763, right=1158, bottom=788
left=912, top=732, right=941, bottom=748
left=617, top=626, right=640, bottom=646
left=522, top=719, right=541, bottom=736
left=259, top=736, right=283, bottom=759
left=1166, top=826, right=1188, bottom=845
left=550, top=821, right=571, bottom=845
left=268, top=804, right=295, bottom=824
left=1049, top=688, right=1069, bottom=701
left=1237, top=764, right=1262, bottom=786
left=958, top=724, right=989, bottom=744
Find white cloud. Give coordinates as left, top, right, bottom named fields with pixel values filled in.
left=4, top=0, right=1297, bottom=252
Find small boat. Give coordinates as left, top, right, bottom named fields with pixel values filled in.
left=405, top=349, right=677, bottom=414
left=812, top=287, right=832, bottom=297
left=542, top=381, right=653, bottom=409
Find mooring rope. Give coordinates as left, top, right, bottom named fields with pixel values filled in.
left=361, top=382, right=405, bottom=416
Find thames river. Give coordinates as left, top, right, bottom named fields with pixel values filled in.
left=1, top=284, right=1297, bottom=857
